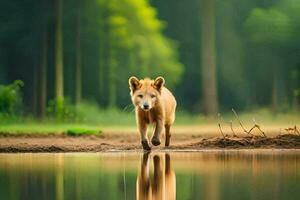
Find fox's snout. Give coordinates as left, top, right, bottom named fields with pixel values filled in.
left=142, top=102, right=150, bottom=110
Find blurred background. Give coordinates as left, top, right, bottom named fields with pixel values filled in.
left=0, top=0, right=299, bottom=126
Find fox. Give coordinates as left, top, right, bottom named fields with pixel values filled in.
left=129, top=76, right=177, bottom=150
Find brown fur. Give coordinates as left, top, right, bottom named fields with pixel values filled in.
left=136, top=153, right=176, bottom=200
left=129, top=76, right=177, bottom=150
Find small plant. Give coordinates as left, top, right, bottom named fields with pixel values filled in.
left=0, top=80, right=24, bottom=116
left=65, top=127, right=101, bottom=136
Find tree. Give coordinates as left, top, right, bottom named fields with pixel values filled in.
left=0, top=0, right=183, bottom=115
left=107, top=0, right=116, bottom=108
left=75, top=0, right=82, bottom=105
left=97, top=0, right=183, bottom=107
left=40, top=0, right=48, bottom=117
left=200, top=0, right=218, bottom=116
left=245, top=7, right=293, bottom=112
left=55, top=0, right=64, bottom=102
left=32, top=62, right=38, bottom=115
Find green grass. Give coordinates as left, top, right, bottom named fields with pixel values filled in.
left=174, top=108, right=300, bottom=126
left=218, top=108, right=300, bottom=125
left=65, top=127, right=101, bottom=136
left=0, top=123, right=102, bottom=136
left=0, top=107, right=299, bottom=136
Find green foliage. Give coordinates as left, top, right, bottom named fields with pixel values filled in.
left=245, top=8, right=292, bottom=46
left=98, top=0, right=183, bottom=87
left=47, top=98, right=76, bottom=121
left=245, top=0, right=300, bottom=48
left=65, top=127, right=101, bottom=136
left=0, top=80, right=23, bottom=116
left=75, top=100, right=135, bottom=125
left=1, top=0, right=300, bottom=118
left=243, top=0, right=300, bottom=111
left=46, top=100, right=135, bottom=125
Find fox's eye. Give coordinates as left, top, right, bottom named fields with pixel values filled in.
left=150, top=94, right=156, bottom=98
left=137, top=94, right=143, bottom=98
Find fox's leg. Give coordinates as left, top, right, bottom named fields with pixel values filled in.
left=165, top=153, right=171, bottom=173
left=140, top=152, right=150, bottom=184
left=165, top=124, right=171, bottom=147
left=152, top=155, right=163, bottom=199
left=137, top=152, right=151, bottom=199
left=151, top=120, right=163, bottom=146
left=138, top=120, right=151, bottom=151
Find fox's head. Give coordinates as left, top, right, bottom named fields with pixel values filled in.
left=129, top=76, right=165, bottom=111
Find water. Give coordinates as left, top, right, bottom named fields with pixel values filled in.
left=0, top=151, right=300, bottom=200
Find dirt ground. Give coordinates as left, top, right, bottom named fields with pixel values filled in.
left=1, top=131, right=300, bottom=152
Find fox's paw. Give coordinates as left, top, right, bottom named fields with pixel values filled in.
left=141, top=140, right=151, bottom=151
left=151, top=137, right=161, bottom=146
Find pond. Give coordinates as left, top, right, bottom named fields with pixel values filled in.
left=0, top=150, right=300, bottom=200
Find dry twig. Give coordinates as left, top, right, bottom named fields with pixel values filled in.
left=285, top=125, right=300, bottom=135
left=232, top=108, right=252, bottom=135
left=218, top=113, right=225, bottom=138
left=218, top=123, right=225, bottom=138
left=230, top=120, right=238, bottom=137
left=248, top=118, right=266, bottom=137
left=231, top=109, right=267, bottom=137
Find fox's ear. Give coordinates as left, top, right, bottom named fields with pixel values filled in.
left=129, top=76, right=140, bottom=93
left=153, top=76, right=165, bottom=91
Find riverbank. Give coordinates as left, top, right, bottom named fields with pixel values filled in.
left=1, top=132, right=300, bottom=153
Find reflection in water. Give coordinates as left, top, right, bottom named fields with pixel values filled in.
left=56, top=154, right=64, bottom=200
left=136, top=153, right=176, bottom=200
left=1, top=151, right=300, bottom=200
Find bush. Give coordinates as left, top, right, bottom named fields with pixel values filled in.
left=46, top=99, right=135, bottom=124
left=0, top=80, right=24, bottom=116
left=75, top=100, right=135, bottom=125
left=47, top=98, right=76, bottom=121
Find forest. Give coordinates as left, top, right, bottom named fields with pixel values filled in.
left=1, top=1, right=300, bottom=199
left=0, top=0, right=299, bottom=122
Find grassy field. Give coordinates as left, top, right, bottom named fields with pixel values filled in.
left=0, top=108, right=299, bottom=136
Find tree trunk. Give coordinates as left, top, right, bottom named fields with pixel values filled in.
left=106, top=0, right=116, bottom=108
left=98, top=33, right=104, bottom=103
left=55, top=0, right=64, bottom=101
left=32, top=63, right=38, bottom=115
left=292, top=67, right=299, bottom=111
left=98, top=31, right=107, bottom=105
left=271, top=61, right=285, bottom=113
left=200, top=0, right=218, bottom=116
left=40, top=0, right=48, bottom=118
left=98, top=4, right=105, bottom=105
left=75, top=0, right=82, bottom=105
left=40, top=17, right=48, bottom=118
left=272, top=66, right=279, bottom=113
left=108, top=48, right=117, bottom=108
left=271, top=57, right=285, bottom=113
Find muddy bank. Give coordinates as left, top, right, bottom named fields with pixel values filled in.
left=0, top=133, right=300, bottom=153
left=169, top=134, right=300, bottom=150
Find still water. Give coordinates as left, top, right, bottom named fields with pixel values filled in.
left=0, top=151, right=300, bottom=200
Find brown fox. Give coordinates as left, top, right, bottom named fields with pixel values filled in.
left=129, top=76, right=176, bottom=150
